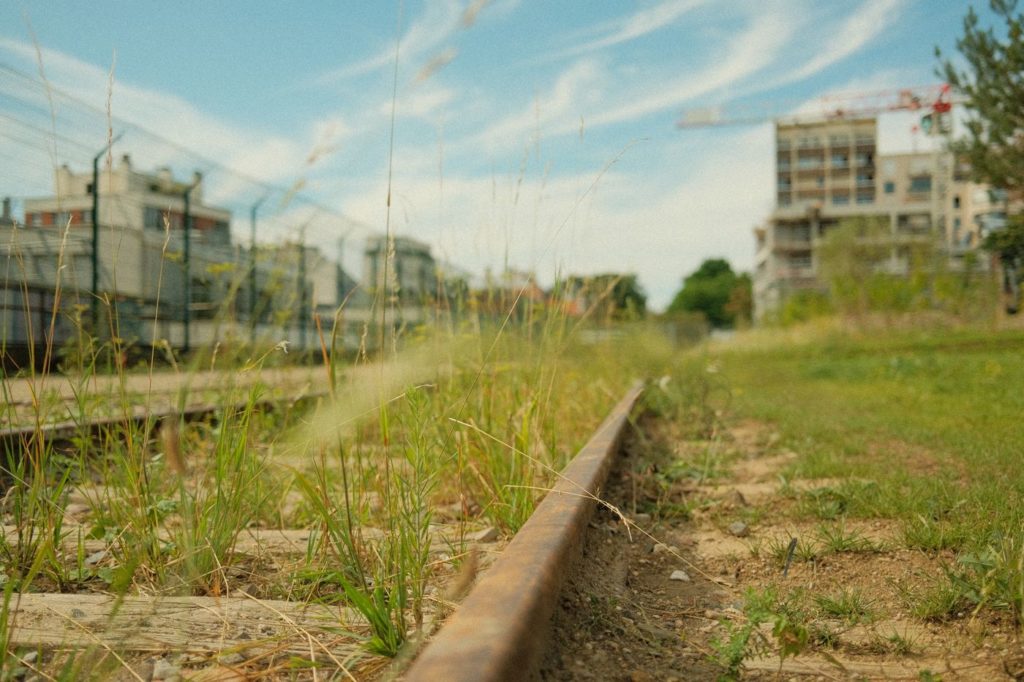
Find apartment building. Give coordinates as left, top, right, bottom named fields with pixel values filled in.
left=1, top=156, right=366, bottom=357
left=753, top=117, right=1005, bottom=320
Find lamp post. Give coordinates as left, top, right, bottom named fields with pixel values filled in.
left=298, top=227, right=307, bottom=352
left=90, top=132, right=123, bottom=330
left=182, top=176, right=201, bottom=355
left=249, top=195, right=267, bottom=342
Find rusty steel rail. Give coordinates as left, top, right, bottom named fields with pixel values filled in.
left=405, top=380, right=646, bottom=682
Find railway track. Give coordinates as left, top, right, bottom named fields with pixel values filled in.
left=1, top=378, right=648, bottom=679
left=406, top=382, right=645, bottom=680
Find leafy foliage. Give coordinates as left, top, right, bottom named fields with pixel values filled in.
left=560, top=272, right=648, bottom=320
left=938, top=0, right=1024, bottom=196
left=939, top=1, right=1024, bottom=310
left=668, top=259, right=750, bottom=328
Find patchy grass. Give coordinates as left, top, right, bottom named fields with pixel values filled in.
left=706, top=324, right=1024, bottom=626
left=2, top=319, right=687, bottom=678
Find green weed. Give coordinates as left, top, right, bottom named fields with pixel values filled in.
left=815, top=522, right=879, bottom=554
left=814, top=588, right=874, bottom=623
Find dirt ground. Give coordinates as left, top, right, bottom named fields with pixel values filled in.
left=540, top=416, right=1023, bottom=680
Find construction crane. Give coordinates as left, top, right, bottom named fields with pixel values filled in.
left=676, top=84, right=956, bottom=134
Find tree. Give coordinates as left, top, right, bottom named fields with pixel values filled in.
left=938, top=0, right=1024, bottom=311
left=668, top=259, right=750, bottom=328
left=561, top=273, right=647, bottom=320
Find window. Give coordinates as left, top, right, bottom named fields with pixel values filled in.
left=832, top=194, right=850, bottom=205
left=953, top=195, right=960, bottom=208
left=909, top=176, right=932, bottom=193
left=883, top=181, right=895, bottom=194
left=797, top=156, right=822, bottom=170
left=856, top=193, right=874, bottom=205
left=144, top=206, right=163, bottom=230
left=789, top=254, right=812, bottom=269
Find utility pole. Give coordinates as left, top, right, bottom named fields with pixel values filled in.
left=90, top=132, right=123, bottom=330
left=249, top=195, right=267, bottom=343
left=182, top=175, right=201, bottom=355
left=298, top=231, right=307, bottom=352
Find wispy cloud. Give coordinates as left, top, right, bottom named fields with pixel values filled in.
left=469, top=59, right=605, bottom=150
left=552, top=0, right=707, bottom=59
left=783, top=0, right=909, bottom=84
left=313, top=0, right=467, bottom=85
left=464, top=5, right=795, bottom=152
left=0, top=37, right=357, bottom=217
left=586, top=10, right=795, bottom=128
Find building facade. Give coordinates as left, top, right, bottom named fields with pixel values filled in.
left=753, top=118, right=1005, bottom=321
left=0, top=156, right=365, bottom=359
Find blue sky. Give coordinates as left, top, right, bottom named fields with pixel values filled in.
left=0, top=1, right=989, bottom=309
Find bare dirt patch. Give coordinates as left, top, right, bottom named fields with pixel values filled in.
left=541, top=415, right=1022, bottom=680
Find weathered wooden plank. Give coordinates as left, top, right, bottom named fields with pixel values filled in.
left=2, top=524, right=499, bottom=558
left=6, top=593, right=363, bottom=656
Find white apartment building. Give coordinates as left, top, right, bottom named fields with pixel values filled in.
left=753, top=118, right=1005, bottom=321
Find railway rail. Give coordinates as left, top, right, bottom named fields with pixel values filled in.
left=1, top=378, right=647, bottom=679
left=405, top=381, right=645, bottom=680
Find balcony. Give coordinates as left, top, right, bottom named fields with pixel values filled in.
left=796, top=189, right=826, bottom=201
left=797, top=136, right=823, bottom=150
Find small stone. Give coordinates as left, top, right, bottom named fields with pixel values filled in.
left=467, top=526, right=499, bottom=543
left=728, top=521, right=750, bottom=537
left=152, top=658, right=180, bottom=681
left=637, top=622, right=674, bottom=641
left=84, top=550, right=107, bottom=567
left=652, top=543, right=676, bottom=555
left=22, top=651, right=38, bottom=665
left=670, top=569, right=691, bottom=582
left=722, top=489, right=748, bottom=508
left=632, top=513, right=652, bottom=524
